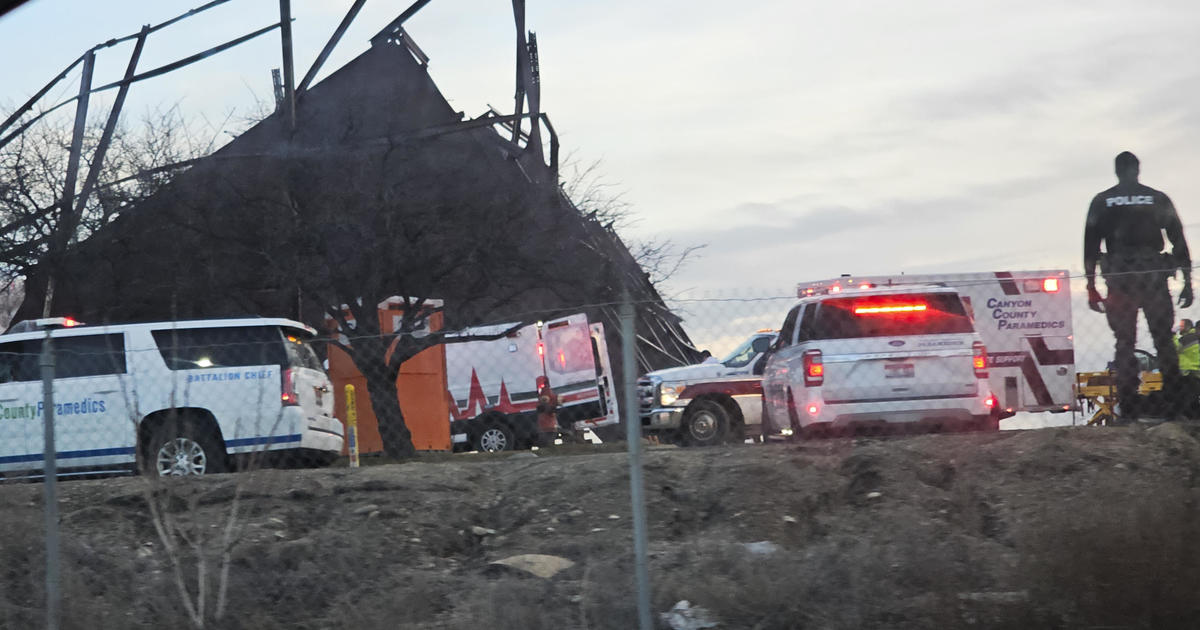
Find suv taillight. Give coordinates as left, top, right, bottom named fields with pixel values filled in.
left=972, top=342, right=988, bottom=378
left=281, top=368, right=299, bottom=406
left=802, top=350, right=823, bottom=387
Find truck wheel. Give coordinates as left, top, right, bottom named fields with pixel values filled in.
left=682, top=400, right=730, bottom=447
left=474, top=420, right=516, bottom=452
left=144, top=417, right=227, bottom=477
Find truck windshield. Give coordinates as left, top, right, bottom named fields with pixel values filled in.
left=721, top=337, right=759, bottom=368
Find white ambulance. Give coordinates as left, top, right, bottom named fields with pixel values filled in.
left=444, top=313, right=620, bottom=452
left=797, top=271, right=1075, bottom=415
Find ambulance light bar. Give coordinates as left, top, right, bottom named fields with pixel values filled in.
left=1021, top=277, right=1062, bottom=293
left=796, top=277, right=884, bottom=297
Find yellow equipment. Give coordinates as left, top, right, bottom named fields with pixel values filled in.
left=1075, top=359, right=1163, bottom=426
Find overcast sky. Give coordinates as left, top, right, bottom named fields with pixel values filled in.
left=3, top=0, right=1200, bottom=363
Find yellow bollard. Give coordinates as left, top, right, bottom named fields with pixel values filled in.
left=344, top=384, right=360, bottom=468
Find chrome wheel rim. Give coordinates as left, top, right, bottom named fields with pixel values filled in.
left=156, top=437, right=207, bottom=476
left=479, top=428, right=509, bottom=452
left=690, top=411, right=718, bottom=441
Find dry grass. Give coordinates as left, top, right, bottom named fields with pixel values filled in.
left=1014, top=482, right=1200, bottom=629
left=0, top=430, right=1197, bottom=629
left=650, top=539, right=973, bottom=630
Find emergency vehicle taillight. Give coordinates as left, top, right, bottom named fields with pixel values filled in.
left=972, top=342, right=988, bottom=378
left=537, top=342, right=545, bottom=358
left=1043, top=278, right=1060, bottom=293
left=854, top=304, right=928, bottom=315
left=802, top=350, right=823, bottom=387
left=281, top=368, right=299, bottom=406
left=62, top=317, right=80, bottom=327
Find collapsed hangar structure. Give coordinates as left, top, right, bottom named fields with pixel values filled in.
left=8, top=0, right=700, bottom=374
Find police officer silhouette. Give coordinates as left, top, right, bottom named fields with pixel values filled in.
left=1085, top=151, right=1193, bottom=422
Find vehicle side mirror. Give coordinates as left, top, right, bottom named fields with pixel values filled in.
left=751, top=337, right=771, bottom=353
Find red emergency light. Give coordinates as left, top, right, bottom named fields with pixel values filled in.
left=1043, top=277, right=1060, bottom=293
left=854, top=304, right=928, bottom=315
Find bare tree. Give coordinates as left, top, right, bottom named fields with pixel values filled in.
left=145, top=134, right=593, bottom=458
left=0, top=105, right=221, bottom=293
left=560, top=154, right=702, bottom=287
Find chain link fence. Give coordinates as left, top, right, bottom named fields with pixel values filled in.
left=1, top=267, right=1197, bottom=627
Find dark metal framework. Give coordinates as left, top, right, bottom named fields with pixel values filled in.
left=1, top=0, right=293, bottom=313
left=5, top=0, right=575, bottom=315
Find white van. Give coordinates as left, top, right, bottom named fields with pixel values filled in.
left=0, top=317, right=344, bottom=477
left=762, top=286, right=995, bottom=437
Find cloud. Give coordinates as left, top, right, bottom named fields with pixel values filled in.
left=901, top=74, right=1057, bottom=122
left=652, top=168, right=1097, bottom=293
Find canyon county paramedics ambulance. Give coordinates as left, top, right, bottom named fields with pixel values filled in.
left=798, top=271, right=1074, bottom=415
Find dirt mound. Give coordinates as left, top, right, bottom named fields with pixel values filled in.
left=2, top=425, right=1199, bottom=629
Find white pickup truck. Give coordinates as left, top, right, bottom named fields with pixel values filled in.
left=638, top=330, right=775, bottom=446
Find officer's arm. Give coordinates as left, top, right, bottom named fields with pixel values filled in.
left=1084, top=196, right=1104, bottom=287
left=1164, top=194, right=1191, bottom=281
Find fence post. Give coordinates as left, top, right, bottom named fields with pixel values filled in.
left=344, top=384, right=360, bottom=468
left=621, top=287, right=653, bottom=630
left=41, top=333, right=60, bottom=630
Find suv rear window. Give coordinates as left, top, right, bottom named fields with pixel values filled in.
left=283, top=332, right=324, bottom=371
left=153, top=326, right=287, bottom=370
left=810, top=293, right=973, bottom=339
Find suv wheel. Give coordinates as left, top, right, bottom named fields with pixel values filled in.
left=144, top=418, right=227, bottom=477
left=682, top=399, right=730, bottom=447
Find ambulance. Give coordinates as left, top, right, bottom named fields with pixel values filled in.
left=326, top=304, right=619, bottom=454
left=444, top=314, right=620, bottom=452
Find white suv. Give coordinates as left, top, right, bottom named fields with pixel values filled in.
left=762, top=286, right=995, bottom=438
left=0, top=317, right=344, bottom=477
